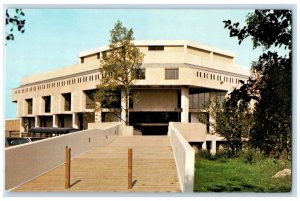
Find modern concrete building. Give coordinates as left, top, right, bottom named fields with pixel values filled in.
left=11, top=40, right=249, bottom=136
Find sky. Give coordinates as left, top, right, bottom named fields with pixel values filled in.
left=3, top=8, right=265, bottom=119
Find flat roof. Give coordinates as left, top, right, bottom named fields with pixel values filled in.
left=78, top=40, right=235, bottom=58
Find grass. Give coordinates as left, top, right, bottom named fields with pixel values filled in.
left=194, top=153, right=291, bottom=192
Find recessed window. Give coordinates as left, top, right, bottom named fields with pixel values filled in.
left=26, top=99, right=33, bottom=114
left=165, top=68, right=179, bottom=80
left=148, top=46, right=164, bottom=51
left=43, top=96, right=51, bottom=113
left=97, top=53, right=100, bottom=59
left=62, top=93, right=71, bottom=111
left=80, top=57, right=84, bottom=63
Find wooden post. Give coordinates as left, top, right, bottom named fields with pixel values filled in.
left=65, top=146, right=71, bottom=189
left=128, top=148, right=132, bottom=189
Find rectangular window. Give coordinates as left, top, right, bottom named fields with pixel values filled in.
left=133, top=68, right=146, bottom=79
left=26, top=99, right=33, bottom=114
left=43, top=96, right=51, bottom=113
left=80, top=57, right=84, bottom=63
left=85, top=91, right=94, bottom=109
left=63, top=93, right=71, bottom=111
left=148, top=46, right=164, bottom=51
left=97, top=53, right=100, bottom=59
left=165, top=68, right=179, bottom=79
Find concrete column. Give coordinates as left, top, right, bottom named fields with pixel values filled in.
left=35, top=116, right=40, bottom=127
left=209, top=91, right=217, bottom=134
left=202, top=141, right=207, bottom=150
left=53, top=114, right=58, bottom=128
left=210, top=140, right=217, bottom=155
left=20, top=118, right=25, bottom=134
left=121, top=90, right=126, bottom=124
left=95, top=102, right=102, bottom=123
left=181, top=87, right=189, bottom=123
left=72, top=113, right=79, bottom=129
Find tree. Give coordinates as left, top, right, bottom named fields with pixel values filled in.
left=200, top=98, right=253, bottom=156
left=94, top=20, right=144, bottom=125
left=5, top=9, right=26, bottom=42
left=223, top=10, right=291, bottom=158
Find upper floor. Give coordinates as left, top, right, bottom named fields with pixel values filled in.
left=11, top=40, right=250, bottom=102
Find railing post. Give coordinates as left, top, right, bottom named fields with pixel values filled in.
left=65, top=146, right=71, bottom=189
left=128, top=148, right=132, bottom=189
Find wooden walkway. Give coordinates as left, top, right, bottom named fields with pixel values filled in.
left=13, top=136, right=180, bottom=192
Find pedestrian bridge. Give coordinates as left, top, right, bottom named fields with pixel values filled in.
left=5, top=122, right=195, bottom=193
left=12, top=136, right=180, bottom=192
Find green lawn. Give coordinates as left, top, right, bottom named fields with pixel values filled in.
left=194, top=156, right=291, bottom=192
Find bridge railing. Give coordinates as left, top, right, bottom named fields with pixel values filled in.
left=5, top=122, right=121, bottom=191
left=168, top=122, right=195, bottom=193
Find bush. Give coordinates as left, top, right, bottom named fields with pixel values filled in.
left=238, top=149, right=265, bottom=164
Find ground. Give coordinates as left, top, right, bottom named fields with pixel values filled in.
left=194, top=154, right=292, bottom=192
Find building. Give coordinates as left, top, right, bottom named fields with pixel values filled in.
left=11, top=40, right=249, bottom=136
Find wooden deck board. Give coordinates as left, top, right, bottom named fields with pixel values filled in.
left=13, top=136, right=180, bottom=192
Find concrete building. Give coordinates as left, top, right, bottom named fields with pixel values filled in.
left=11, top=40, right=249, bottom=137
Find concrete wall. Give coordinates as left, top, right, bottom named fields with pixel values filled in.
left=5, top=123, right=121, bottom=191
left=168, top=122, right=195, bottom=192
left=133, top=89, right=178, bottom=111
left=171, top=122, right=207, bottom=142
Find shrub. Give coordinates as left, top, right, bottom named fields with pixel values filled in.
left=239, top=149, right=265, bottom=164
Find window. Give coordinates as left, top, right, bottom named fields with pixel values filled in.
left=97, top=53, right=100, bottom=59
left=165, top=68, right=179, bottom=79
left=148, top=46, right=164, bottom=51
left=133, top=68, right=145, bottom=79
left=200, top=72, right=201, bottom=77
left=26, top=99, right=33, bottom=114
left=189, top=92, right=209, bottom=109
left=217, top=92, right=227, bottom=106
left=80, top=57, right=84, bottom=63
left=63, top=93, right=71, bottom=111
left=43, top=96, right=51, bottom=113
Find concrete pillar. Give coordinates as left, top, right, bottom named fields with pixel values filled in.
left=53, top=114, right=58, bottom=128
left=121, top=90, right=126, bottom=124
left=20, top=117, right=25, bottom=134
left=72, top=113, right=79, bottom=129
left=210, top=140, right=217, bottom=155
left=209, top=91, right=217, bottom=134
left=35, top=116, right=40, bottom=127
left=95, top=102, right=102, bottom=123
left=181, top=87, right=189, bottom=123
left=202, top=141, right=207, bottom=150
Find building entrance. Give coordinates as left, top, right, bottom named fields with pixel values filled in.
left=129, top=112, right=180, bottom=135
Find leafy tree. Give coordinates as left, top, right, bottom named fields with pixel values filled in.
left=5, top=9, right=26, bottom=42
left=200, top=98, right=253, bottom=156
left=223, top=10, right=291, bottom=158
left=94, top=20, right=144, bottom=125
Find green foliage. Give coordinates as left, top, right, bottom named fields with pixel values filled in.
left=5, top=9, right=25, bottom=42
left=200, top=99, right=253, bottom=155
left=223, top=10, right=291, bottom=158
left=194, top=155, right=291, bottom=192
left=94, top=20, right=144, bottom=125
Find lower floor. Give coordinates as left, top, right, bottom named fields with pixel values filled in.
left=21, top=110, right=210, bottom=136
left=18, top=87, right=226, bottom=136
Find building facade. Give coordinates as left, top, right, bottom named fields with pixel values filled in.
left=11, top=40, right=249, bottom=135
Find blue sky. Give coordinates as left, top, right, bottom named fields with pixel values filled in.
left=4, top=8, right=264, bottom=119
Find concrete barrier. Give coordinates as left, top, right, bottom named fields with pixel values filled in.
left=5, top=123, right=121, bottom=191
left=168, top=122, right=195, bottom=192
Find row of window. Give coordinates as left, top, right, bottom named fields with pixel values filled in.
left=15, top=73, right=101, bottom=95
left=196, top=71, right=242, bottom=84
left=25, top=93, right=71, bottom=114
left=16, top=68, right=244, bottom=95
left=189, top=91, right=226, bottom=110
